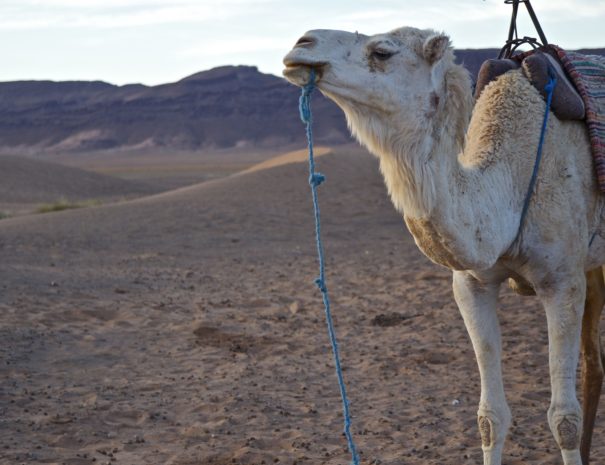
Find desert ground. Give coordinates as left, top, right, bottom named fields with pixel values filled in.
left=0, top=145, right=604, bottom=465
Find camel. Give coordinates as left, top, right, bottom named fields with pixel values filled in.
left=283, top=27, right=605, bottom=465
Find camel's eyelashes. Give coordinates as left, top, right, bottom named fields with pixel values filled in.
left=371, top=49, right=395, bottom=61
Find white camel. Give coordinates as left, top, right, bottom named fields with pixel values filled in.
left=283, top=27, right=605, bottom=465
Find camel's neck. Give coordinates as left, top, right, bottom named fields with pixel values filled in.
left=367, top=68, right=530, bottom=269
left=379, top=100, right=463, bottom=219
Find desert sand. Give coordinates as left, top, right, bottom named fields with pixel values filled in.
left=0, top=154, right=162, bottom=217
left=45, top=146, right=303, bottom=191
left=0, top=146, right=603, bottom=465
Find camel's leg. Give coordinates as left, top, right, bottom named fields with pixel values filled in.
left=580, top=267, right=605, bottom=465
left=453, top=271, right=510, bottom=465
left=540, top=273, right=586, bottom=465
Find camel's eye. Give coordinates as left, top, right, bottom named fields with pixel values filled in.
left=371, top=49, right=395, bottom=61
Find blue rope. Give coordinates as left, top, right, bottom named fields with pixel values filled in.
left=513, top=67, right=557, bottom=246
left=299, top=69, right=360, bottom=465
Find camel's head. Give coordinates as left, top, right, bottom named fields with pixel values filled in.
left=283, top=27, right=471, bottom=154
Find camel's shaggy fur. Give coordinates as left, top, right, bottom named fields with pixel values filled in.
left=284, top=26, right=605, bottom=465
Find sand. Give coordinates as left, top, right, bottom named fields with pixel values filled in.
left=0, top=146, right=603, bottom=465
left=44, top=146, right=301, bottom=191
left=240, top=147, right=331, bottom=174
left=0, top=154, right=161, bottom=217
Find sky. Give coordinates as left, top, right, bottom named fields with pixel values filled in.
left=0, top=0, right=604, bottom=86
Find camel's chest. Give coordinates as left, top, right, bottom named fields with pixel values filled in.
left=404, top=217, right=466, bottom=270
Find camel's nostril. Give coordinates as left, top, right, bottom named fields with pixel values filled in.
left=294, top=36, right=316, bottom=48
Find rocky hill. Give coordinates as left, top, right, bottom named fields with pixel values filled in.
left=0, top=66, right=350, bottom=153
left=0, top=48, right=603, bottom=153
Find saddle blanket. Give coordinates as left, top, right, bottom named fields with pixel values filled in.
left=550, top=46, right=605, bottom=192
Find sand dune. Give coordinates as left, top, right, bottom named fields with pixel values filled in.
left=47, top=146, right=295, bottom=191
left=241, top=146, right=331, bottom=174
left=0, top=147, right=603, bottom=464
left=0, top=154, right=159, bottom=202
left=0, top=154, right=160, bottom=216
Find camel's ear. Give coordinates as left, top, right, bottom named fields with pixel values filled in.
left=423, top=34, right=450, bottom=65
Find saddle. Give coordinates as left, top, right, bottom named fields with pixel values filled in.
left=474, top=47, right=585, bottom=120
left=475, top=46, right=605, bottom=192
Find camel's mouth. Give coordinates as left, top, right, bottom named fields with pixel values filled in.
left=282, top=59, right=327, bottom=87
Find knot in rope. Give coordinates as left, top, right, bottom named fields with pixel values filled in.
left=309, top=172, right=326, bottom=186
left=299, top=70, right=316, bottom=124
left=314, top=277, right=327, bottom=293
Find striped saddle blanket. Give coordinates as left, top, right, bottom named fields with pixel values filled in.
left=550, top=47, right=605, bottom=192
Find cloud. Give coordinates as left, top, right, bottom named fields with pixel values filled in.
left=536, top=0, right=605, bottom=17
left=179, top=37, right=286, bottom=59
left=5, top=0, right=269, bottom=8
left=329, top=0, right=510, bottom=35
left=0, top=0, right=279, bottom=29
left=1, top=0, right=603, bottom=85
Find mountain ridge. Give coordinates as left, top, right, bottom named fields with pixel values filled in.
left=1, top=48, right=603, bottom=154
left=0, top=65, right=351, bottom=153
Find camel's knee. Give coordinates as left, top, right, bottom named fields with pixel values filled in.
left=477, top=406, right=511, bottom=449
left=476, top=407, right=511, bottom=465
left=548, top=406, right=582, bottom=451
left=478, top=415, right=497, bottom=449
left=556, top=417, right=581, bottom=450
